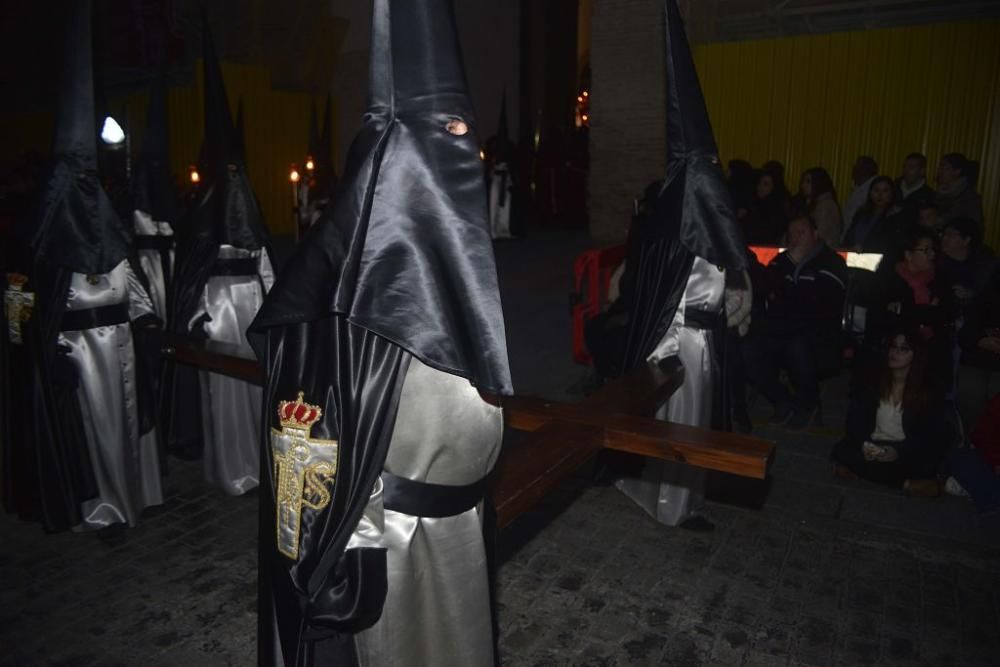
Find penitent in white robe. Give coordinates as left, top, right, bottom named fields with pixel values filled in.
left=60, top=260, right=163, bottom=528
left=617, top=256, right=725, bottom=526
left=193, top=244, right=275, bottom=495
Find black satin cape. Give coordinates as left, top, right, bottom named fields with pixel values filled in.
left=250, top=0, right=511, bottom=663
left=254, top=318, right=409, bottom=666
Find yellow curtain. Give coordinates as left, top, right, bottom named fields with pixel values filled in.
left=694, top=19, right=1000, bottom=248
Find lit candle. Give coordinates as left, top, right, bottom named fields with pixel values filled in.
left=290, top=164, right=300, bottom=209
left=189, top=165, right=200, bottom=184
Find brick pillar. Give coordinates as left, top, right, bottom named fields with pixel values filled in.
left=588, top=0, right=665, bottom=242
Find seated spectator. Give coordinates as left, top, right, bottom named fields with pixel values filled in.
left=752, top=216, right=847, bottom=429
left=937, top=216, right=996, bottom=313
left=842, top=175, right=902, bottom=251
left=743, top=164, right=789, bottom=244
left=935, top=152, right=983, bottom=225
left=843, top=156, right=879, bottom=237
left=895, top=152, right=934, bottom=218
left=956, top=265, right=1000, bottom=431
left=794, top=167, right=842, bottom=248
left=865, top=228, right=954, bottom=349
left=831, top=328, right=950, bottom=490
left=947, top=393, right=1000, bottom=513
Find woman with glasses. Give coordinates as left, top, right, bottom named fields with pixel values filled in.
left=832, top=329, right=949, bottom=491
left=865, top=229, right=955, bottom=349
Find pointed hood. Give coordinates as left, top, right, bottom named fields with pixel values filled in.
left=252, top=0, right=511, bottom=395
left=658, top=0, right=745, bottom=270
left=170, top=15, right=269, bottom=332
left=188, top=15, right=268, bottom=250
left=200, top=14, right=238, bottom=170
left=31, top=0, right=131, bottom=274
left=132, top=73, right=179, bottom=224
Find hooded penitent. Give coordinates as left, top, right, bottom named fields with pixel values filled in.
left=614, top=0, right=747, bottom=529
left=250, top=0, right=510, bottom=664
left=488, top=88, right=515, bottom=239
left=20, top=0, right=163, bottom=531
left=163, top=15, right=273, bottom=493
left=131, top=73, right=179, bottom=321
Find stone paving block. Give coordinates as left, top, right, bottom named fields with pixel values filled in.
left=833, top=634, right=881, bottom=665
left=743, top=648, right=791, bottom=666
left=843, top=609, right=882, bottom=641
left=708, top=624, right=750, bottom=664
left=878, top=633, right=921, bottom=665
left=658, top=624, right=714, bottom=666
left=751, top=619, right=793, bottom=657
left=615, top=631, right=668, bottom=666
left=790, top=614, right=837, bottom=665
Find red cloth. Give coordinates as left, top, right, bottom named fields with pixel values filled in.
left=895, top=261, right=934, bottom=305
left=971, top=393, right=1000, bottom=468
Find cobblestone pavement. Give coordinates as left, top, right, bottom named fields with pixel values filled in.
left=2, top=231, right=998, bottom=665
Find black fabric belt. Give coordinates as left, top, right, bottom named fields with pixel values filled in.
left=60, top=303, right=129, bottom=332
left=381, top=471, right=487, bottom=518
left=134, top=235, right=175, bottom=251
left=685, top=307, right=724, bottom=330
left=211, top=257, right=257, bottom=277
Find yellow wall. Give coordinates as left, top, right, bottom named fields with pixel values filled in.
left=4, top=62, right=327, bottom=238
left=693, top=20, right=1000, bottom=248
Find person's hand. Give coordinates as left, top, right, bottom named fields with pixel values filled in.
left=887, top=301, right=902, bottom=315
left=862, top=441, right=878, bottom=461
left=978, top=337, right=1000, bottom=354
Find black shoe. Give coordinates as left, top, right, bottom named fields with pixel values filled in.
left=679, top=515, right=715, bottom=532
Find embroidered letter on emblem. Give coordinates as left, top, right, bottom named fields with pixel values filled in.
left=271, top=392, right=338, bottom=560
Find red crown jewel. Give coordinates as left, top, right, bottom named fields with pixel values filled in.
left=277, top=391, right=322, bottom=429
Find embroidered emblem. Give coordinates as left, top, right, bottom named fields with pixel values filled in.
left=271, top=391, right=338, bottom=560
left=86, top=274, right=101, bottom=285
left=4, top=273, right=35, bottom=345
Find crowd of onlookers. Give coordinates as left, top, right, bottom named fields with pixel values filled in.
left=727, top=152, right=999, bottom=512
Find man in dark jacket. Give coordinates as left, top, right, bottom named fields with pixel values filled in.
left=753, top=215, right=848, bottom=429
left=895, top=153, right=934, bottom=218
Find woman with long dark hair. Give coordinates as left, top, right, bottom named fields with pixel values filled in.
left=743, top=162, right=790, bottom=244
left=843, top=175, right=898, bottom=250
left=831, top=329, right=949, bottom=489
left=795, top=167, right=842, bottom=248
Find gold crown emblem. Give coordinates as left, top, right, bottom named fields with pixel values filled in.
left=278, top=391, right=323, bottom=431
left=6, top=273, right=28, bottom=289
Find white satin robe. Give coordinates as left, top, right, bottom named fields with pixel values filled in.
left=617, top=256, right=725, bottom=526
left=193, top=244, right=274, bottom=495
left=353, top=357, right=503, bottom=666
left=133, top=209, right=174, bottom=321
left=60, top=260, right=163, bottom=529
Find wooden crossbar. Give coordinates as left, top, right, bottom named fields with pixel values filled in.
left=162, top=335, right=773, bottom=528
